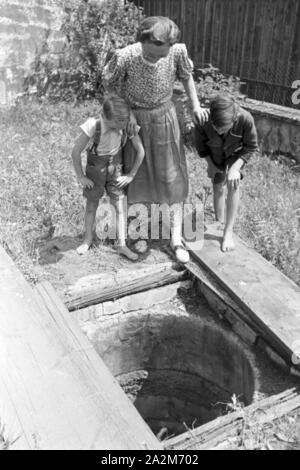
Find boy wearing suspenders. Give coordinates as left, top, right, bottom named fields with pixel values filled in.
left=72, top=94, right=144, bottom=260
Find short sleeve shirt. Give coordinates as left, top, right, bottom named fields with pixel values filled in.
left=103, top=42, right=193, bottom=108
left=80, top=115, right=123, bottom=156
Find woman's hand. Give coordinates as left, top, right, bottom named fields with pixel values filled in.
left=79, top=176, right=94, bottom=189
left=227, top=167, right=241, bottom=190
left=116, top=174, right=134, bottom=189
left=193, top=106, right=210, bottom=126
left=127, top=111, right=140, bottom=137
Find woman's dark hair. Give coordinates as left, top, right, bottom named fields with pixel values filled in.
left=210, top=94, right=239, bottom=128
left=136, top=16, right=180, bottom=45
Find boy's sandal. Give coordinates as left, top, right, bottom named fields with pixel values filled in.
left=170, top=242, right=190, bottom=264
left=117, top=244, right=139, bottom=261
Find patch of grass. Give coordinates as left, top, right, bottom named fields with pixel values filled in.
left=0, top=418, right=17, bottom=450
left=0, top=99, right=101, bottom=281
left=1, top=100, right=299, bottom=286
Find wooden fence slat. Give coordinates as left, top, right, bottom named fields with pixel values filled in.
left=133, top=0, right=299, bottom=106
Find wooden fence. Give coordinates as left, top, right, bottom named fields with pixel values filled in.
left=133, top=0, right=300, bottom=107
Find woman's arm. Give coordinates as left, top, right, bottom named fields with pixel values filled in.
left=127, top=135, right=145, bottom=178
left=182, top=75, right=210, bottom=126
left=127, top=110, right=140, bottom=137
left=116, top=135, right=145, bottom=189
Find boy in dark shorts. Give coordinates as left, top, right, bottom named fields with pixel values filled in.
left=194, top=94, right=259, bottom=252
left=71, top=94, right=144, bottom=260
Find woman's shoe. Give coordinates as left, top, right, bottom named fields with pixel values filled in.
left=170, top=242, right=190, bottom=264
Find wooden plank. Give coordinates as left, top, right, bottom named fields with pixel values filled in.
left=191, top=0, right=201, bottom=63
left=267, top=0, right=284, bottom=103
left=219, top=0, right=232, bottom=74
left=243, top=0, right=257, bottom=81
left=204, top=0, right=213, bottom=65
left=185, top=224, right=300, bottom=368
left=0, top=246, right=161, bottom=450
left=63, top=262, right=189, bottom=311
left=165, top=388, right=300, bottom=450
left=289, top=1, right=300, bottom=94
left=164, top=244, right=260, bottom=348
left=76, top=280, right=192, bottom=323
left=232, top=0, right=244, bottom=77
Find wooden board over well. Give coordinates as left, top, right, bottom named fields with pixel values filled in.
left=185, top=224, right=300, bottom=368
left=0, top=246, right=161, bottom=450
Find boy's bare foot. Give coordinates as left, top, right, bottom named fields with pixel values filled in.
left=221, top=231, right=235, bottom=252
left=134, top=240, right=148, bottom=254
left=76, top=239, right=92, bottom=255
left=118, top=245, right=139, bottom=261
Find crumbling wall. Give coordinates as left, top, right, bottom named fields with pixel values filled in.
left=0, top=0, right=65, bottom=105
left=242, top=99, right=300, bottom=163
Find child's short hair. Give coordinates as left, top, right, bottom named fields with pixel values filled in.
left=136, top=16, right=180, bottom=45
left=102, top=94, right=130, bottom=122
left=210, top=94, right=239, bottom=128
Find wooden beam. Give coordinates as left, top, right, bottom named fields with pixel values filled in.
left=165, top=388, right=300, bottom=450
left=0, top=246, right=161, bottom=450
left=63, top=262, right=189, bottom=311
left=75, top=280, right=192, bottom=322
left=185, top=224, right=300, bottom=370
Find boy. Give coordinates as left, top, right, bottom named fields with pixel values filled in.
left=71, top=94, right=145, bottom=260
left=194, top=94, right=259, bottom=252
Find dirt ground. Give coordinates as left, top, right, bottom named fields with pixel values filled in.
left=36, top=233, right=173, bottom=293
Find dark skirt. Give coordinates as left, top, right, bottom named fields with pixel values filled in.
left=124, top=100, right=189, bottom=204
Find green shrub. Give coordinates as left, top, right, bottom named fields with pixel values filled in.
left=25, top=0, right=143, bottom=102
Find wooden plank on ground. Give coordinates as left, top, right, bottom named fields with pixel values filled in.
left=165, top=388, right=300, bottom=450
left=64, top=262, right=189, bottom=311
left=185, top=224, right=300, bottom=368
left=0, top=246, right=161, bottom=450
left=76, top=280, right=192, bottom=322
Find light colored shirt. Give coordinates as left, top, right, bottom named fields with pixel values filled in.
left=80, top=115, right=123, bottom=156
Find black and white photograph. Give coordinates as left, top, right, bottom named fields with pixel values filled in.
left=0, top=0, right=299, bottom=452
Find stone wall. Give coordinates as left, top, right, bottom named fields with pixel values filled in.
left=241, top=99, right=300, bottom=163
left=0, top=0, right=65, bottom=105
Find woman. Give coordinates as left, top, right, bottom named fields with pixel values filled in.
left=103, top=16, right=208, bottom=263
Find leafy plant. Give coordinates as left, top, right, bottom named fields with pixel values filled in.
left=173, top=64, right=246, bottom=143
left=24, top=0, right=143, bottom=102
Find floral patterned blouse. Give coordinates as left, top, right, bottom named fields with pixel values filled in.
left=103, top=42, right=193, bottom=109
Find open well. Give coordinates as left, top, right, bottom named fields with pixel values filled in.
left=93, top=312, right=256, bottom=436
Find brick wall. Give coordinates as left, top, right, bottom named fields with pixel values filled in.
left=0, top=0, right=65, bottom=105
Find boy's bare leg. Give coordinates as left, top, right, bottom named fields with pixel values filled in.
left=112, top=197, right=138, bottom=261
left=77, top=199, right=98, bottom=254
left=213, top=183, right=226, bottom=224
left=222, top=184, right=240, bottom=252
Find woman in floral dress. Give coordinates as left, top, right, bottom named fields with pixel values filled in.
left=103, top=16, right=208, bottom=263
